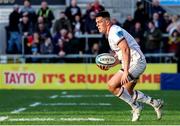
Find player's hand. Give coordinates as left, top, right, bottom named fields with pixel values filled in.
left=97, top=64, right=110, bottom=71
left=120, top=71, right=129, bottom=85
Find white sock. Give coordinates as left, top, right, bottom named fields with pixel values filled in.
left=116, top=87, right=139, bottom=109
left=132, top=90, right=159, bottom=107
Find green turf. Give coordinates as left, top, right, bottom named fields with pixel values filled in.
left=0, top=90, right=180, bottom=125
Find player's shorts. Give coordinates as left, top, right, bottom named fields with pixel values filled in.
left=119, top=58, right=146, bottom=82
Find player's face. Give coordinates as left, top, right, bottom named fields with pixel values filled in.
left=96, top=17, right=107, bottom=34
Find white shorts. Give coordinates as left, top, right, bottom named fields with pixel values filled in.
left=119, top=58, right=146, bottom=81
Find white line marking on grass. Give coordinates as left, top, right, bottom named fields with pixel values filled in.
left=11, top=108, right=27, bottom=114
left=59, top=117, right=104, bottom=121
left=29, top=102, right=41, bottom=107
left=60, top=95, right=82, bottom=98
left=8, top=117, right=104, bottom=122
left=105, top=94, right=114, bottom=97
left=49, top=95, right=58, bottom=99
left=79, top=103, right=111, bottom=106
left=59, top=94, right=114, bottom=98
left=42, top=102, right=111, bottom=106
left=0, top=116, right=8, bottom=121
left=48, top=94, right=114, bottom=99
left=43, top=103, right=77, bottom=106
left=9, top=118, right=55, bottom=121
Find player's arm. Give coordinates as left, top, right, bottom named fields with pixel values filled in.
left=117, top=38, right=130, bottom=84
left=117, top=39, right=130, bottom=72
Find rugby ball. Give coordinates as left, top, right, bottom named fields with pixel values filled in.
left=95, top=53, right=116, bottom=66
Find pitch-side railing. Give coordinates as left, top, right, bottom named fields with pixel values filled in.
left=0, top=53, right=176, bottom=64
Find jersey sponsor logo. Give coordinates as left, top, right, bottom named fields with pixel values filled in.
left=116, top=31, right=123, bottom=38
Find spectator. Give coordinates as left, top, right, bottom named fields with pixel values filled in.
left=87, top=42, right=101, bottom=55
left=37, top=16, right=45, bottom=24
left=130, top=22, right=145, bottom=52
left=31, top=32, right=40, bottom=55
left=59, top=29, right=69, bottom=42
left=37, top=1, right=54, bottom=28
left=56, top=39, right=66, bottom=57
left=134, top=1, right=148, bottom=27
left=168, top=30, right=180, bottom=53
left=166, top=15, right=180, bottom=35
left=53, top=29, right=75, bottom=59
left=35, top=16, right=46, bottom=30
left=152, top=12, right=163, bottom=30
left=84, top=11, right=98, bottom=34
left=20, top=0, right=37, bottom=25
left=65, top=0, right=81, bottom=24
left=144, top=21, right=162, bottom=53
left=82, top=3, right=93, bottom=22
left=150, top=0, right=166, bottom=18
left=36, top=23, right=51, bottom=42
left=53, top=29, right=69, bottom=47
left=53, top=11, right=72, bottom=34
left=91, top=0, right=105, bottom=14
left=67, top=32, right=82, bottom=54
left=7, top=4, right=21, bottom=54
left=55, top=38, right=71, bottom=58
left=72, top=15, right=83, bottom=37
left=161, top=13, right=171, bottom=33
left=31, top=32, right=40, bottom=62
left=40, top=37, right=54, bottom=54
left=111, top=17, right=121, bottom=27
left=18, top=12, right=33, bottom=54
left=123, top=15, right=134, bottom=33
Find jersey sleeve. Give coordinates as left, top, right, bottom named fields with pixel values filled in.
left=110, top=27, right=125, bottom=45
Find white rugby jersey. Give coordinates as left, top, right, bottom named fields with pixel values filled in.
left=108, top=25, right=145, bottom=63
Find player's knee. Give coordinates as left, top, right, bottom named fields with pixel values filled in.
left=107, top=84, right=115, bottom=93
left=107, top=82, right=118, bottom=95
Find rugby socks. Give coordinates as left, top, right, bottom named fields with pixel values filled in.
left=132, top=90, right=159, bottom=107
left=116, top=87, right=139, bottom=109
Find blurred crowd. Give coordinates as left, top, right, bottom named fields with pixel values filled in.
left=125, top=0, right=180, bottom=55
left=6, top=0, right=180, bottom=58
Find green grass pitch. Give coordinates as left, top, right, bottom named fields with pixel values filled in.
left=0, top=90, right=180, bottom=125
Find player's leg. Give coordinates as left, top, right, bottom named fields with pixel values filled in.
left=133, top=89, right=164, bottom=120
left=123, top=61, right=164, bottom=120
left=107, top=71, right=142, bottom=121
left=107, top=71, right=138, bottom=108
left=124, top=81, right=163, bottom=120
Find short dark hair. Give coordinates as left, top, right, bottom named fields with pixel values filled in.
left=96, top=11, right=110, bottom=18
